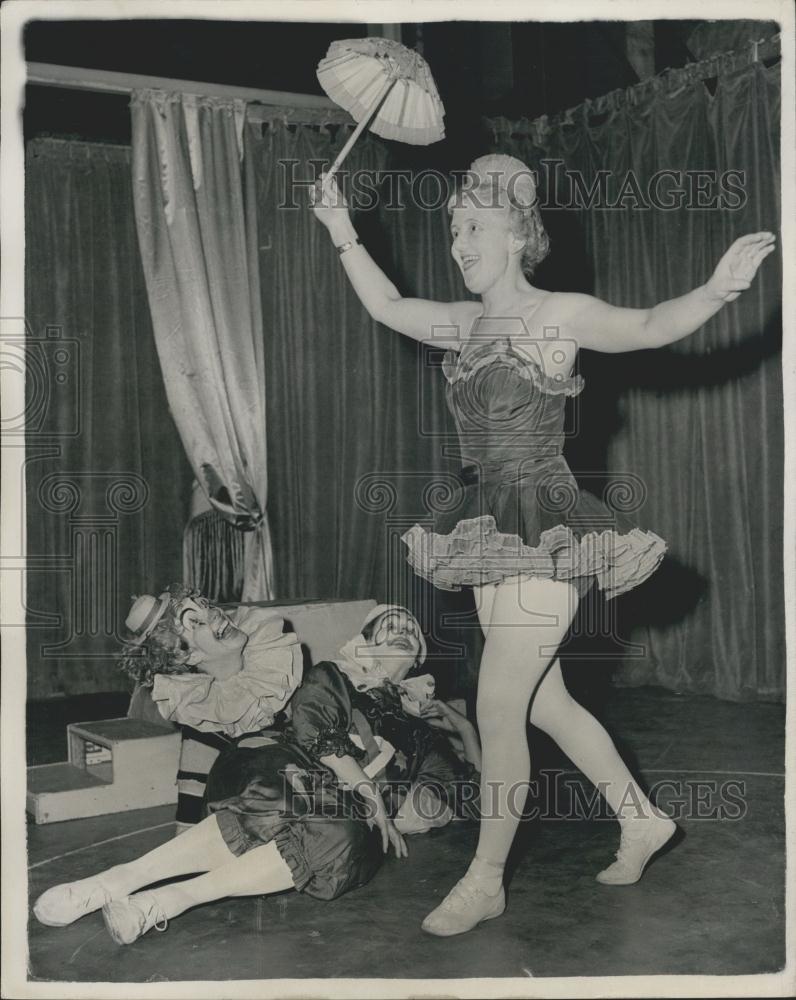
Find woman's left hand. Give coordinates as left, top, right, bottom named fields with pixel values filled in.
left=704, top=232, right=776, bottom=303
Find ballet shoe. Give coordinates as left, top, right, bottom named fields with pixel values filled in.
left=596, top=812, right=678, bottom=885
left=33, top=875, right=116, bottom=927
left=102, top=892, right=169, bottom=945
left=421, top=877, right=506, bottom=937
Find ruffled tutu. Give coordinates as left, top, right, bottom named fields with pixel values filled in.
left=401, top=457, right=666, bottom=599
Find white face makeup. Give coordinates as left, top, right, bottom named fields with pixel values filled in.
left=365, top=609, right=422, bottom=683
left=449, top=194, right=519, bottom=294
left=174, top=595, right=247, bottom=673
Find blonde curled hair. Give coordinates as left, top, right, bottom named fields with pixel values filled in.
left=448, top=153, right=550, bottom=277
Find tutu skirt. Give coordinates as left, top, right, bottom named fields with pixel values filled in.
left=402, top=455, right=666, bottom=599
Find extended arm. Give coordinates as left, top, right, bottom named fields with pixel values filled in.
left=561, top=232, right=776, bottom=353
left=320, top=752, right=408, bottom=858
left=311, top=174, right=478, bottom=348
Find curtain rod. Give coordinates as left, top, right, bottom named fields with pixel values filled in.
left=487, top=32, right=781, bottom=141
left=27, top=61, right=339, bottom=112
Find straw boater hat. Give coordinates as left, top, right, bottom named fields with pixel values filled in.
left=124, top=593, right=171, bottom=646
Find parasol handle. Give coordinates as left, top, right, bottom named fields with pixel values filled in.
left=324, top=76, right=394, bottom=185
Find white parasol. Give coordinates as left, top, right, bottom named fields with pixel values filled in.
left=316, top=36, right=445, bottom=182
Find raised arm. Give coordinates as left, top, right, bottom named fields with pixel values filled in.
left=311, top=174, right=479, bottom=349
left=559, top=232, right=776, bottom=353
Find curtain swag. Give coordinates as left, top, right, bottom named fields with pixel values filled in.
left=486, top=32, right=781, bottom=144
left=131, top=89, right=275, bottom=600
left=33, top=48, right=779, bottom=700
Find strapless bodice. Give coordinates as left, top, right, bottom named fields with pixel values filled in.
left=442, top=337, right=584, bottom=471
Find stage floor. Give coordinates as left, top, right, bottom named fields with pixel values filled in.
left=25, top=686, right=785, bottom=982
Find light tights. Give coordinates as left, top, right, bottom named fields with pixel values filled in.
left=466, top=578, right=653, bottom=894
left=91, top=815, right=295, bottom=918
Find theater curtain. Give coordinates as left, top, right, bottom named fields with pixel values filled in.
left=131, top=90, right=274, bottom=601
left=498, top=55, right=783, bottom=700
left=246, top=120, right=480, bottom=697
left=24, top=139, right=192, bottom=697
left=247, top=53, right=782, bottom=701
left=25, top=54, right=781, bottom=703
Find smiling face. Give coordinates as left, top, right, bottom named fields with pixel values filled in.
left=363, top=609, right=422, bottom=683
left=174, top=596, right=247, bottom=677
left=449, top=190, right=523, bottom=295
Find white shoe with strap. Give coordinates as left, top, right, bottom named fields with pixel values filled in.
left=596, top=812, right=677, bottom=885
left=102, top=891, right=169, bottom=945
left=421, top=876, right=506, bottom=937
left=34, top=875, right=117, bottom=927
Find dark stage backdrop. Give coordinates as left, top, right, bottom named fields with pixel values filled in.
left=24, top=139, right=192, bottom=698
left=24, top=54, right=782, bottom=702
left=247, top=55, right=783, bottom=702
left=247, top=122, right=482, bottom=698
left=498, top=56, right=783, bottom=701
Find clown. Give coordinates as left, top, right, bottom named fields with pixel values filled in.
left=282, top=604, right=482, bottom=839
left=121, top=584, right=303, bottom=826
left=32, top=603, right=478, bottom=945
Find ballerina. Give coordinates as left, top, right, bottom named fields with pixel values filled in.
left=311, top=152, right=775, bottom=936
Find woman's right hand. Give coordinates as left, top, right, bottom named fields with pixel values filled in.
left=310, top=172, right=349, bottom=231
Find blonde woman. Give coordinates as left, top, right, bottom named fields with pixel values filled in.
left=311, top=153, right=774, bottom=936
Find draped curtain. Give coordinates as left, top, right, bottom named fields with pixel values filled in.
left=182, top=483, right=245, bottom=602
left=26, top=52, right=781, bottom=704
left=247, top=54, right=781, bottom=702
left=131, top=90, right=274, bottom=601
left=247, top=120, right=481, bottom=698
left=496, top=57, right=783, bottom=700
left=24, top=139, right=192, bottom=698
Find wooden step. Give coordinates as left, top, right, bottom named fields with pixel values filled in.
left=27, top=762, right=111, bottom=793
left=27, top=717, right=181, bottom=824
